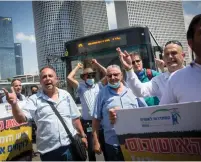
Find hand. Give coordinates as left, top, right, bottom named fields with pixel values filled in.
left=155, top=58, right=165, bottom=70
left=109, top=107, right=120, bottom=124
left=91, top=59, right=97, bottom=65
left=81, top=137, right=88, bottom=149
left=116, top=47, right=132, bottom=70
left=94, top=142, right=102, bottom=155
left=2, top=87, right=17, bottom=105
left=77, top=63, right=83, bottom=69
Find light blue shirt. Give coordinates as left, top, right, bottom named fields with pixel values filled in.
left=93, top=85, right=147, bottom=146
left=77, top=82, right=102, bottom=120
left=22, top=88, right=81, bottom=154
left=2, top=94, right=26, bottom=103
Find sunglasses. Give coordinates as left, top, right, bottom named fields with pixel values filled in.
left=107, top=73, right=120, bottom=78
left=80, top=72, right=96, bottom=79
left=132, top=60, right=141, bottom=65
left=165, top=40, right=183, bottom=48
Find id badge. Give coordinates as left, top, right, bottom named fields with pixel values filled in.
left=87, top=126, right=92, bottom=132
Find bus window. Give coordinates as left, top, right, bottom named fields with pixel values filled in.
left=62, top=26, right=159, bottom=101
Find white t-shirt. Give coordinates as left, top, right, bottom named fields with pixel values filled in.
left=160, top=63, right=201, bottom=105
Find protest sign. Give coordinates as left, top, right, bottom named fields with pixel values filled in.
left=0, top=102, right=32, bottom=161
left=114, top=101, right=201, bottom=161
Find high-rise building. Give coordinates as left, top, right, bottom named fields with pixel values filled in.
left=14, top=43, right=24, bottom=75
left=0, top=16, right=16, bottom=79
left=114, top=1, right=190, bottom=63
left=32, top=1, right=109, bottom=81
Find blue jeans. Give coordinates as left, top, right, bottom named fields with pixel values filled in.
left=105, top=143, right=124, bottom=161
left=40, top=145, right=75, bottom=161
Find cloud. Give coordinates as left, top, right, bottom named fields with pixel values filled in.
left=16, top=32, right=36, bottom=43
left=106, top=1, right=117, bottom=30
left=183, top=12, right=194, bottom=31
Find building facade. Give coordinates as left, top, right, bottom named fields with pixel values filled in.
left=14, top=43, right=24, bottom=75
left=0, top=17, right=16, bottom=79
left=32, top=1, right=109, bottom=81
left=114, top=1, right=190, bottom=63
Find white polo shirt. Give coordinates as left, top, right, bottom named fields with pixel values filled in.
left=160, top=63, right=201, bottom=105
left=126, top=69, right=170, bottom=100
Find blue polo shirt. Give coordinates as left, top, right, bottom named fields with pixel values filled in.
left=77, top=82, right=102, bottom=120
left=93, top=85, right=147, bottom=146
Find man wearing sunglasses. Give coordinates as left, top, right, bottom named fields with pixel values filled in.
left=116, top=39, right=185, bottom=100
left=160, top=14, right=201, bottom=104
left=67, top=59, right=107, bottom=161
left=130, top=52, right=160, bottom=106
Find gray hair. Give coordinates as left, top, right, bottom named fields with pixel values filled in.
left=107, top=64, right=121, bottom=71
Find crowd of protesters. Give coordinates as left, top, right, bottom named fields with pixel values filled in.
left=1, top=14, right=201, bottom=161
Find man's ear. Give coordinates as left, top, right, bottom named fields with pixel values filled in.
left=182, top=52, right=185, bottom=58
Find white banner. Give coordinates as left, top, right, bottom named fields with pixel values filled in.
left=114, top=101, right=201, bottom=161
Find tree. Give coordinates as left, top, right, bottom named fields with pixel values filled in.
left=7, top=78, right=11, bottom=82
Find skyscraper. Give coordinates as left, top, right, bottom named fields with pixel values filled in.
left=0, top=16, right=16, bottom=79
left=32, top=1, right=109, bottom=81
left=114, top=1, right=190, bottom=63
left=14, top=43, right=24, bottom=75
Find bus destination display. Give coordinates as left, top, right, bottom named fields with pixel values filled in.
left=77, top=34, right=127, bottom=53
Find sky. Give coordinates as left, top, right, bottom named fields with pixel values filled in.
left=0, top=1, right=200, bottom=75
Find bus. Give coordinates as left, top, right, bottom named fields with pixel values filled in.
left=61, top=26, right=162, bottom=101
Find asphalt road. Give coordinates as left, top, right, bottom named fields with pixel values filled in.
left=32, top=143, right=105, bottom=161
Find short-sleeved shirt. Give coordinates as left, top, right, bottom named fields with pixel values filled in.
left=23, top=88, right=81, bottom=154
left=77, top=82, right=102, bottom=120
left=93, top=85, right=147, bottom=146
left=2, top=94, right=26, bottom=103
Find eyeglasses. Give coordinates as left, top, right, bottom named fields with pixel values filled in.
left=165, top=40, right=183, bottom=48
left=107, top=73, right=120, bottom=78
left=132, top=60, right=141, bottom=65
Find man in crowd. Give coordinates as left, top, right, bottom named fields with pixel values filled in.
left=31, top=85, right=39, bottom=95
left=129, top=52, right=160, bottom=106
left=2, top=79, right=26, bottom=103
left=160, top=14, right=201, bottom=104
left=92, top=65, right=147, bottom=161
left=116, top=40, right=185, bottom=100
left=67, top=59, right=107, bottom=161
left=2, top=66, right=87, bottom=161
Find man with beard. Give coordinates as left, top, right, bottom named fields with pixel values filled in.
left=31, top=85, right=39, bottom=95
left=116, top=40, right=185, bottom=100
left=160, top=14, right=201, bottom=104
left=92, top=65, right=147, bottom=161
left=2, top=79, right=26, bottom=103
left=2, top=66, right=87, bottom=161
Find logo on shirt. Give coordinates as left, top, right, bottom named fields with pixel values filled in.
left=140, top=108, right=181, bottom=127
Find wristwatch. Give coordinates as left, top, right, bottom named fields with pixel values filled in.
left=80, top=134, right=87, bottom=138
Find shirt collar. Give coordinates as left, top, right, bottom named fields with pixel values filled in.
left=37, top=88, right=64, bottom=103
left=107, top=84, right=127, bottom=96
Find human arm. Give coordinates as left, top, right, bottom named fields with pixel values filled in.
left=92, top=118, right=102, bottom=154
left=67, top=63, right=83, bottom=89
left=116, top=47, right=159, bottom=97
left=2, top=87, right=27, bottom=123
left=91, top=59, right=107, bottom=85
